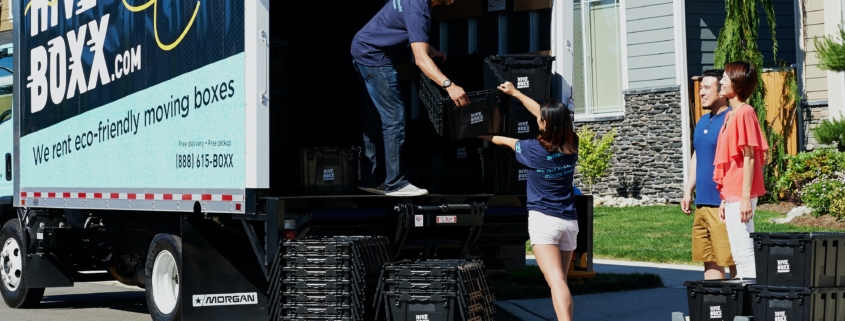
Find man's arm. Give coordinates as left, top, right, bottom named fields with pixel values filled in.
left=681, top=151, right=697, bottom=214
left=411, top=42, right=468, bottom=107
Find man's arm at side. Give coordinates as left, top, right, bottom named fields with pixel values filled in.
left=681, top=151, right=697, bottom=214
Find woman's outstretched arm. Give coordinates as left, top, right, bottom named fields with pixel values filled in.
left=479, top=135, right=518, bottom=151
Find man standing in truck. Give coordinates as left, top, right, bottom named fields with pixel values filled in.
left=352, top=0, right=469, bottom=196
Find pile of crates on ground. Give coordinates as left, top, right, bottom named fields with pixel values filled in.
left=274, top=236, right=393, bottom=321
left=375, top=259, right=496, bottom=321
left=684, top=232, right=845, bottom=321
left=271, top=237, right=497, bottom=321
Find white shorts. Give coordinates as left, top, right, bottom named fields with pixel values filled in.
left=528, top=211, right=579, bottom=251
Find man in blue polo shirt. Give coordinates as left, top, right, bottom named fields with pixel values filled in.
left=682, top=69, right=736, bottom=279
left=352, top=0, right=470, bottom=197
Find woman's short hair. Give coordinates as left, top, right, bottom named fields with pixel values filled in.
left=723, top=61, right=758, bottom=101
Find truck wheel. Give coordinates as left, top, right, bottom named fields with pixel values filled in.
left=145, top=234, right=182, bottom=321
left=0, top=219, right=45, bottom=308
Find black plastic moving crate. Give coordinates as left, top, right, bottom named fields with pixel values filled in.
left=279, top=236, right=394, bottom=321
left=749, top=285, right=845, bottom=321
left=376, top=260, right=495, bottom=321
left=483, top=145, right=529, bottom=195
left=383, top=291, right=458, bottom=321
left=751, top=232, right=845, bottom=287
left=418, top=53, right=505, bottom=141
left=484, top=54, right=555, bottom=102
left=502, top=97, right=541, bottom=139
left=684, top=279, right=755, bottom=321
left=300, top=147, right=360, bottom=195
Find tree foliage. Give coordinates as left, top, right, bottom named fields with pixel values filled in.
left=714, top=0, right=799, bottom=202
left=815, top=25, right=845, bottom=72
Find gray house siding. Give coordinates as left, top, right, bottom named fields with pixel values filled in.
left=626, top=0, right=677, bottom=89
left=686, top=0, right=797, bottom=79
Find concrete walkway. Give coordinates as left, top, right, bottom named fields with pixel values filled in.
left=495, top=257, right=704, bottom=321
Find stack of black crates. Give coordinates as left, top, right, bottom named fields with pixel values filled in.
left=375, top=259, right=496, bottom=321
left=748, top=232, right=845, bottom=320
left=483, top=54, right=555, bottom=195
left=276, top=236, right=393, bottom=321
left=684, top=232, right=845, bottom=321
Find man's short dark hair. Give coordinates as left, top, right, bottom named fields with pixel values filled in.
left=701, top=69, right=724, bottom=80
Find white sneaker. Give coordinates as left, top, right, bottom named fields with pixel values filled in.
left=386, top=183, right=429, bottom=197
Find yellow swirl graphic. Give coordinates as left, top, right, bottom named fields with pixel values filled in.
left=123, top=0, right=201, bottom=51
left=25, top=0, right=200, bottom=51
left=24, top=0, right=59, bottom=16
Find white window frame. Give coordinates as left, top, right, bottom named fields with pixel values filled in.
left=573, top=0, right=626, bottom=121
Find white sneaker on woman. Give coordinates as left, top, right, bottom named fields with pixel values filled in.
left=386, top=183, right=428, bottom=197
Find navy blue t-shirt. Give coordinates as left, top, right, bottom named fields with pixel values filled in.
left=351, top=0, right=431, bottom=66
left=693, top=108, right=731, bottom=206
left=515, top=139, right=578, bottom=220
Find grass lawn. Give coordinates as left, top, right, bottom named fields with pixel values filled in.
left=552, top=205, right=845, bottom=265
left=490, top=266, right=664, bottom=300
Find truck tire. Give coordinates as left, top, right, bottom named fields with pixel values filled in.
left=145, top=233, right=182, bottom=321
left=0, top=219, right=45, bottom=308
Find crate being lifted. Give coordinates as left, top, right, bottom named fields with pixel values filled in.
left=418, top=53, right=505, bottom=141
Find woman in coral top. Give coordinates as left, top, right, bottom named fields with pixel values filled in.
left=713, top=61, right=769, bottom=279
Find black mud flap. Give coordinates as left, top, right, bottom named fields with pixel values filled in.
left=24, top=253, right=74, bottom=288
left=181, top=214, right=269, bottom=321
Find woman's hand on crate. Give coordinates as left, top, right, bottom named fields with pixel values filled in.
left=497, top=82, right=519, bottom=96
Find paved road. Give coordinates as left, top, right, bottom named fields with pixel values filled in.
left=0, top=280, right=149, bottom=321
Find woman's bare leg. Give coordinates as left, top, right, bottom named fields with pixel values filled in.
left=533, top=244, right=573, bottom=321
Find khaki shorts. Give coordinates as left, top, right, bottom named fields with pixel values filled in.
left=692, top=205, right=735, bottom=266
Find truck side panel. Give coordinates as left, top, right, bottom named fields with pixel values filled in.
left=14, top=0, right=255, bottom=213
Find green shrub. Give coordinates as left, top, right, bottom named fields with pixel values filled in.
left=776, top=149, right=845, bottom=201
left=813, top=117, right=845, bottom=152
left=800, top=178, right=845, bottom=217
left=830, top=191, right=845, bottom=219
left=577, top=127, right=617, bottom=194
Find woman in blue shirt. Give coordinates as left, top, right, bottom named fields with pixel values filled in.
left=480, top=82, right=579, bottom=321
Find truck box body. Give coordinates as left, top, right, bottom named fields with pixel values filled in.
left=14, top=0, right=270, bottom=213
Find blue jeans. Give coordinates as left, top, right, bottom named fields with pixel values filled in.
left=353, top=61, right=408, bottom=193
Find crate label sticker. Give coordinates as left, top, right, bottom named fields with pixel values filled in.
left=470, top=112, right=484, bottom=125
left=709, top=306, right=721, bottom=319
left=457, top=147, right=467, bottom=159
left=518, top=77, right=530, bottom=89
left=518, top=169, right=528, bottom=181
left=322, top=169, right=335, bottom=181
left=518, top=121, right=530, bottom=134
left=775, top=311, right=787, bottom=321
left=777, top=260, right=790, bottom=273
left=416, top=315, right=429, bottom=320
left=192, top=292, right=258, bottom=307
left=436, top=216, right=457, bottom=223
left=415, top=215, right=424, bottom=227
left=488, top=0, right=506, bottom=11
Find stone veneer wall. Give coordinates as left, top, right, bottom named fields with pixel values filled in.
left=802, top=102, right=833, bottom=151
left=573, top=88, right=686, bottom=203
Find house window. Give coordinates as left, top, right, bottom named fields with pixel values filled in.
left=573, top=0, right=624, bottom=117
